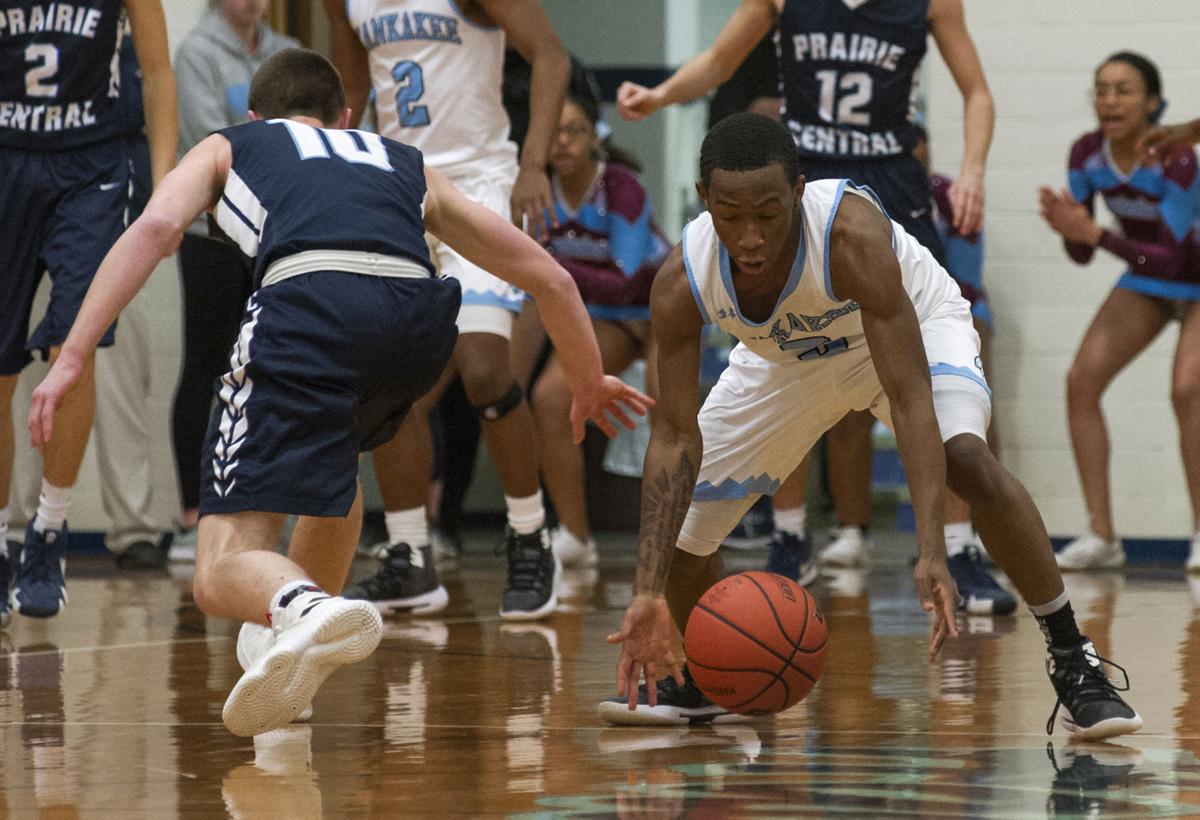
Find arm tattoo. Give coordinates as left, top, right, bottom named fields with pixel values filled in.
left=636, top=451, right=697, bottom=595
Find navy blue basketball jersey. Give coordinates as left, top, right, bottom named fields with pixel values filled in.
left=0, top=0, right=126, bottom=151
left=776, top=0, right=929, bottom=160
left=215, top=119, right=435, bottom=285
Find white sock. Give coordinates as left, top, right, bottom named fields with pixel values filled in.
left=944, top=522, right=974, bottom=557
left=385, top=507, right=429, bottom=547
left=33, top=480, right=70, bottom=534
left=0, top=506, right=8, bottom=552
left=506, top=490, right=545, bottom=536
left=774, top=505, right=807, bottom=537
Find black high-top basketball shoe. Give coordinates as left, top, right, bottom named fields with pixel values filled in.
left=1045, top=638, right=1142, bottom=740
left=343, top=543, right=448, bottom=615
left=597, top=664, right=756, bottom=726
left=499, top=527, right=559, bottom=621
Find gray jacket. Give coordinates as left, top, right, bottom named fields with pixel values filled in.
left=175, top=10, right=298, bottom=232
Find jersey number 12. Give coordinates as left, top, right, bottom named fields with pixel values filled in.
left=815, top=70, right=872, bottom=126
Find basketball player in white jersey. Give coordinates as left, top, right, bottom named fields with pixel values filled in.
left=602, top=114, right=1141, bottom=742
left=324, top=0, right=571, bottom=619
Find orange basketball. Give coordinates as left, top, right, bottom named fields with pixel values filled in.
left=684, top=571, right=828, bottom=714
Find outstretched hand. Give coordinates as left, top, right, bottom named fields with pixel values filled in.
left=569, top=374, right=654, bottom=444
left=616, top=82, right=663, bottom=122
left=608, top=593, right=683, bottom=709
left=28, top=354, right=85, bottom=451
left=1138, top=121, right=1200, bottom=163
left=913, top=555, right=959, bottom=659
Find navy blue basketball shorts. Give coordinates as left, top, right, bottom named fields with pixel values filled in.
left=0, top=139, right=130, bottom=374
left=198, top=271, right=461, bottom=518
left=799, top=153, right=947, bottom=268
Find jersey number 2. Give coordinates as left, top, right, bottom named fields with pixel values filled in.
left=392, top=61, right=430, bottom=127
left=815, top=70, right=872, bottom=126
left=25, top=44, right=59, bottom=97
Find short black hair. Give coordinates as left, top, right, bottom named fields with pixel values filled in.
left=249, top=49, right=346, bottom=125
left=1101, top=51, right=1162, bottom=100
left=699, top=112, right=798, bottom=187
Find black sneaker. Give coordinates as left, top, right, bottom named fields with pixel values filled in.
left=764, top=531, right=817, bottom=587
left=0, top=541, right=10, bottom=629
left=1045, top=742, right=1143, bottom=817
left=498, top=528, right=559, bottom=621
left=115, top=540, right=167, bottom=571
left=723, top=496, right=774, bottom=550
left=13, top=522, right=67, bottom=618
left=343, top=543, right=448, bottom=615
left=1045, top=639, right=1142, bottom=740
left=597, top=665, right=756, bottom=726
left=948, top=543, right=1017, bottom=615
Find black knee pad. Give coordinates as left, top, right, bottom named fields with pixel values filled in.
left=474, top=381, right=523, bottom=421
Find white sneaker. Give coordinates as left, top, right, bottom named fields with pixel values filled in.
left=551, top=526, right=597, bottom=568
left=1056, top=532, right=1125, bottom=571
left=817, top=525, right=867, bottom=567
left=236, top=623, right=313, bottom=722
left=1187, top=532, right=1200, bottom=574
left=223, top=593, right=382, bottom=737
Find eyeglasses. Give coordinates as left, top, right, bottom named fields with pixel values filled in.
left=558, top=123, right=592, bottom=140
left=1091, top=84, right=1141, bottom=101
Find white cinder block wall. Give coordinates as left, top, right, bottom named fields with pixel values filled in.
left=925, top=1, right=1200, bottom=539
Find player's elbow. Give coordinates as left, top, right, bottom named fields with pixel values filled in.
left=133, top=211, right=186, bottom=255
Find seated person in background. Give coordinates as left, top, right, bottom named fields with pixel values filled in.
left=514, top=92, right=669, bottom=568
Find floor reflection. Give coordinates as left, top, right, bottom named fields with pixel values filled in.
left=0, top=539, right=1198, bottom=817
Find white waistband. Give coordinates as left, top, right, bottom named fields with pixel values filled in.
left=261, top=250, right=430, bottom=288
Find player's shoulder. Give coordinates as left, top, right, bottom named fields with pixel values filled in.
left=1069, top=129, right=1104, bottom=168
left=929, top=173, right=952, bottom=212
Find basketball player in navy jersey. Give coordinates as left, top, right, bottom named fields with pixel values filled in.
left=0, top=0, right=176, bottom=626
left=601, top=113, right=1140, bottom=743
left=325, top=0, right=573, bottom=621
left=28, top=49, right=650, bottom=737
left=618, top=0, right=1011, bottom=614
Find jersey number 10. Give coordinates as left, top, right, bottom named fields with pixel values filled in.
left=275, top=120, right=393, bottom=171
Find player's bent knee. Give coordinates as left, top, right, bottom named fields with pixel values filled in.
left=945, top=433, right=1004, bottom=503
left=472, top=381, right=524, bottom=422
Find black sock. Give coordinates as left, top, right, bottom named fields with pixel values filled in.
left=1035, top=601, right=1083, bottom=649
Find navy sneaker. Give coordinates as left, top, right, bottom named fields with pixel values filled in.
left=13, top=522, right=68, bottom=618
left=723, top=496, right=774, bottom=550
left=1046, top=638, right=1142, bottom=740
left=597, top=665, right=756, bottom=726
left=499, top=527, right=560, bottom=621
left=764, top=530, right=817, bottom=587
left=948, top=543, right=1017, bottom=616
left=343, top=543, right=448, bottom=615
left=0, top=541, right=10, bottom=629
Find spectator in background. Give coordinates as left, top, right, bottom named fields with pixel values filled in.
left=1040, top=52, right=1200, bottom=572
left=514, top=92, right=668, bottom=568
left=168, top=0, right=298, bottom=561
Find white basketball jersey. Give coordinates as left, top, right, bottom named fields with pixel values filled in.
left=346, top=0, right=516, bottom=172
left=682, top=179, right=965, bottom=366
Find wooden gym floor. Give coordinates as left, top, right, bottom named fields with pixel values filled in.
left=1, top=530, right=1199, bottom=818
